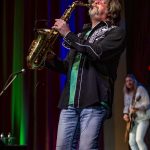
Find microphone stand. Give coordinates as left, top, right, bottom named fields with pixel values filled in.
left=0, top=74, right=19, bottom=97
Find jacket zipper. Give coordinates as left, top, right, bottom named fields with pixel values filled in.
left=77, top=56, right=86, bottom=108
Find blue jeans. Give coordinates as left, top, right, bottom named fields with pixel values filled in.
left=56, top=105, right=108, bottom=150
left=129, top=120, right=149, bottom=150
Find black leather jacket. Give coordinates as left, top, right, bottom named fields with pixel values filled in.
left=46, top=21, right=126, bottom=118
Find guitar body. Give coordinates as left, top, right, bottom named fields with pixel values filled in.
left=126, top=121, right=131, bottom=132
left=124, top=113, right=136, bottom=142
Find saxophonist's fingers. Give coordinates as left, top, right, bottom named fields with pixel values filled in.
left=52, top=19, right=70, bottom=37
left=54, top=19, right=66, bottom=29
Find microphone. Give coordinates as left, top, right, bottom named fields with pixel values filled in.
left=13, top=68, right=25, bottom=75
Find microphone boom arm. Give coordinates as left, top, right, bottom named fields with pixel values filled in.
left=0, top=69, right=25, bottom=97
left=0, top=75, right=17, bottom=96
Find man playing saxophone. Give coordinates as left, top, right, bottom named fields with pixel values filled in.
left=45, top=0, right=126, bottom=149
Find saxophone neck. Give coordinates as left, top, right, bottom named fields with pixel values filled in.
left=61, top=1, right=91, bottom=21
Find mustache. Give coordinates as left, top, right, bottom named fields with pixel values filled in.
left=89, top=6, right=100, bottom=15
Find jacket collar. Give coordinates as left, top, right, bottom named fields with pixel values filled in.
left=83, top=21, right=113, bottom=31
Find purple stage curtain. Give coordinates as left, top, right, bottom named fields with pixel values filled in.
left=124, top=0, right=150, bottom=84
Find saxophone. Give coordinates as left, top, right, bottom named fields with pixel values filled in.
left=27, top=1, right=90, bottom=69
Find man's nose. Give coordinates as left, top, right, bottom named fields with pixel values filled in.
left=92, top=0, right=99, bottom=6
left=94, top=1, right=99, bottom=4
left=94, top=0, right=105, bottom=4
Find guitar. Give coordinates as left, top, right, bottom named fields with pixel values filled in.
left=124, top=95, right=141, bottom=142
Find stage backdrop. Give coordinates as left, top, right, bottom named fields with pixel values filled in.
left=0, top=0, right=150, bottom=150
left=0, top=0, right=91, bottom=149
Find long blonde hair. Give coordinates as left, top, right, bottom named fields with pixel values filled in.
left=123, top=74, right=138, bottom=95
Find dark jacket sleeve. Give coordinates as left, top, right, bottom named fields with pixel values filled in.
left=45, top=53, right=70, bottom=74
left=64, top=27, right=126, bottom=61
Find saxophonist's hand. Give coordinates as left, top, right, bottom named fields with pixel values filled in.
left=52, top=19, right=71, bottom=37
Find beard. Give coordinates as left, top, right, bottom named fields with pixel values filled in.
left=89, top=7, right=99, bottom=17
left=89, top=6, right=101, bottom=18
